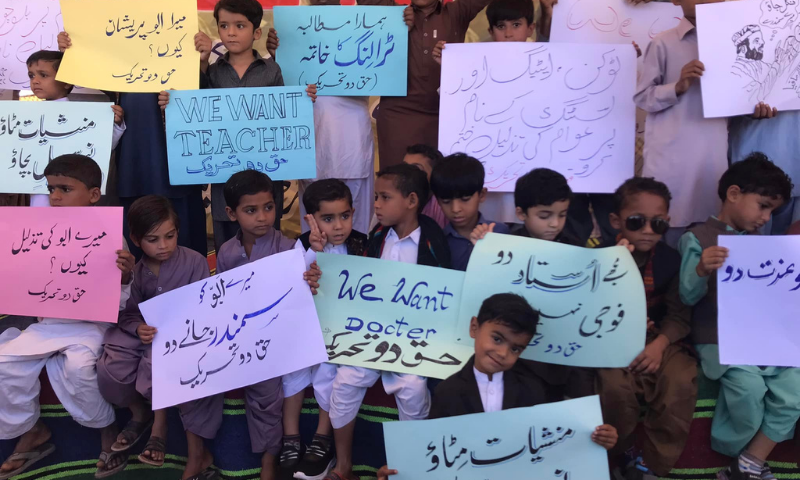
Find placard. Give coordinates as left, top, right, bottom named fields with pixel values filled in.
left=0, top=0, right=63, bottom=90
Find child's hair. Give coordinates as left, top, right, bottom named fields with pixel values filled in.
left=477, top=293, right=538, bottom=335
left=406, top=144, right=444, bottom=170
left=514, top=168, right=572, bottom=211
left=613, top=177, right=672, bottom=213
left=214, top=0, right=264, bottom=29
left=224, top=169, right=273, bottom=211
left=43, top=154, right=101, bottom=190
left=26, top=50, right=64, bottom=70
left=718, top=152, right=793, bottom=202
left=376, top=163, right=430, bottom=214
left=486, top=0, right=534, bottom=27
left=128, top=195, right=181, bottom=242
left=302, top=179, right=354, bottom=215
left=430, top=153, right=485, bottom=200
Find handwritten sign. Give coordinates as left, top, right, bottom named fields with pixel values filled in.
left=314, top=253, right=473, bottom=379
left=57, top=0, right=199, bottom=92
left=0, top=100, right=114, bottom=194
left=455, top=234, right=646, bottom=367
left=550, top=0, right=682, bottom=56
left=384, top=396, right=609, bottom=480
left=164, top=86, right=316, bottom=184
left=439, top=42, right=636, bottom=194
left=140, top=249, right=328, bottom=409
left=0, top=207, right=123, bottom=323
left=272, top=6, right=407, bottom=96
left=698, top=1, right=800, bottom=117
left=718, top=236, right=800, bottom=367
left=0, top=0, right=63, bottom=90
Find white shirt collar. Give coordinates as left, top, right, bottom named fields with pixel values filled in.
left=385, top=226, right=421, bottom=245
left=473, top=367, right=503, bottom=385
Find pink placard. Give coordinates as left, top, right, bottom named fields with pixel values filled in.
left=0, top=207, right=123, bottom=323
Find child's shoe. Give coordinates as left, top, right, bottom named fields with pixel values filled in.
left=294, top=434, right=335, bottom=480
left=717, top=460, right=762, bottom=480
left=761, top=464, right=776, bottom=480
left=278, top=435, right=305, bottom=480
left=622, top=457, right=657, bottom=480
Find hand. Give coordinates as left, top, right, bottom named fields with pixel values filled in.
left=377, top=466, right=398, bottom=480
left=696, top=246, right=729, bottom=277
left=111, top=105, right=124, bottom=126
left=676, top=60, right=704, bottom=96
left=304, top=261, right=322, bottom=295
left=753, top=102, right=777, bottom=119
left=158, top=90, right=171, bottom=110
left=632, top=41, right=642, bottom=58
left=306, top=214, right=328, bottom=252
left=403, top=6, right=414, bottom=29
left=616, top=238, right=635, bottom=253
left=469, top=222, right=495, bottom=246
left=195, top=31, right=212, bottom=63
left=116, top=249, right=135, bottom=285
left=306, top=83, right=317, bottom=103
left=432, top=41, right=446, bottom=66
left=57, top=31, right=71, bottom=52
left=646, top=318, right=655, bottom=333
left=591, top=424, right=618, bottom=450
left=267, top=28, right=280, bottom=59
left=628, top=334, right=668, bottom=375
left=137, top=324, right=157, bottom=344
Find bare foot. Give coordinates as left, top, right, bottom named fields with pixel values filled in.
left=182, top=446, right=213, bottom=480
left=0, top=421, right=52, bottom=473
left=115, top=401, right=153, bottom=448
left=142, top=410, right=167, bottom=464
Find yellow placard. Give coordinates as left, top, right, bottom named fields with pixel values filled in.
left=58, top=0, right=200, bottom=93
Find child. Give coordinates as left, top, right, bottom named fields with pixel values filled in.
left=0, top=154, right=134, bottom=479
left=158, top=0, right=316, bottom=251
left=596, top=178, right=697, bottom=480
left=323, top=164, right=450, bottom=480
left=378, top=294, right=618, bottom=477
left=403, top=144, right=447, bottom=229
left=278, top=179, right=367, bottom=480
left=430, top=153, right=509, bottom=271
left=678, top=153, right=797, bottom=480
left=216, top=169, right=321, bottom=480
left=26, top=49, right=126, bottom=208
left=96, top=196, right=218, bottom=478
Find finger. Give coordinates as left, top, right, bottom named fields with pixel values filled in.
left=628, top=352, right=645, bottom=370
left=321, top=231, right=328, bottom=243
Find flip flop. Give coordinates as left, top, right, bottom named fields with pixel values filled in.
left=186, top=468, right=221, bottom=480
left=137, top=436, right=166, bottom=467
left=0, top=443, right=55, bottom=480
left=111, top=418, right=153, bottom=452
left=95, top=450, right=128, bottom=479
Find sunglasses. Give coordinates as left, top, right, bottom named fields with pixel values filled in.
left=625, top=215, right=670, bottom=235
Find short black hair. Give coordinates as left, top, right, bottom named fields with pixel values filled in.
left=26, top=50, right=64, bottom=70
left=224, top=169, right=273, bottom=211
left=613, top=177, right=672, bottom=213
left=487, top=0, right=534, bottom=28
left=302, top=179, right=354, bottom=215
left=43, top=154, right=102, bottom=190
left=718, top=152, right=793, bottom=202
left=477, top=293, right=538, bottom=336
left=405, top=144, right=443, bottom=170
left=376, top=163, right=430, bottom=214
left=214, top=0, right=264, bottom=29
left=514, top=168, right=572, bottom=211
left=128, top=195, right=181, bottom=242
left=430, top=153, right=485, bottom=200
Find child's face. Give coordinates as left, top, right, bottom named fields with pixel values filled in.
left=217, top=9, right=261, bottom=54
left=403, top=153, right=433, bottom=182
left=27, top=61, right=71, bottom=101
left=133, top=219, right=179, bottom=263
left=374, top=175, right=418, bottom=228
left=726, top=188, right=783, bottom=233
left=313, top=199, right=354, bottom=246
left=676, top=0, right=724, bottom=22
left=610, top=192, right=670, bottom=253
left=46, top=175, right=100, bottom=207
left=438, top=189, right=486, bottom=231
left=489, top=18, right=535, bottom=42
left=470, top=318, right=532, bottom=376
left=225, top=190, right=276, bottom=238
left=516, top=200, right=569, bottom=241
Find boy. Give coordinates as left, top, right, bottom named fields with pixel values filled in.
left=403, top=144, right=446, bottom=228
left=430, top=153, right=509, bottom=271
left=279, top=179, right=367, bottom=480
left=216, top=170, right=320, bottom=480
left=0, top=155, right=134, bottom=479
left=158, top=0, right=316, bottom=251
left=679, top=153, right=798, bottom=480
left=596, top=177, right=697, bottom=480
left=323, top=164, right=450, bottom=480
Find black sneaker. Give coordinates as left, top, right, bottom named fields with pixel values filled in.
left=278, top=437, right=306, bottom=480
left=294, top=435, right=336, bottom=480
left=717, top=460, right=762, bottom=480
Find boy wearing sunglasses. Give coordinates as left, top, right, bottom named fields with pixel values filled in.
left=596, top=177, right=697, bottom=480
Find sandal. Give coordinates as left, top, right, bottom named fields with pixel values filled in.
left=0, top=443, right=55, bottom=480
left=186, top=468, right=221, bottom=480
left=111, top=419, right=153, bottom=452
left=137, top=436, right=166, bottom=467
left=95, top=450, right=128, bottom=479
left=322, top=472, right=359, bottom=480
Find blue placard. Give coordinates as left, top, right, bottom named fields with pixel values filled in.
left=273, top=6, right=408, bottom=96
left=164, top=86, right=316, bottom=185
